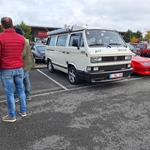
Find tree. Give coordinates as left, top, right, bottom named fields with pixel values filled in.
left=130, top=37, right=139, bottom=43
left=144, top=29, right=150, bottom=42
left=123, top=29, right=134, bottom=43
left=134, top=30, right=143, bottom=41
left=16, top=21, right=32, bottom=41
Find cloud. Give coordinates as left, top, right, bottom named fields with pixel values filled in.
left=0, top=0, right=149, bottom=35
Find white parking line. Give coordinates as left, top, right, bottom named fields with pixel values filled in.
left=37, top=69, right=69, bottom=91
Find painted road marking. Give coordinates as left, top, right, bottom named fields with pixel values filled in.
left=37, top=69, right=69, bottom=91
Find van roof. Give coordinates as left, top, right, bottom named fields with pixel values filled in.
left=47, top=25, right=116, bottom=36
left=47, top=25, right=85, bottom=36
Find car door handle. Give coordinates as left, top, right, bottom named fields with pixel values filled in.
left=66, top=52, right=69, bottom=54
left=62, top=51, right=65, bottom=53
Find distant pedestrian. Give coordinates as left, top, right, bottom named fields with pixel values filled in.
left=14, top=26, right=35, bottom=101
left=0, top=17, right=26, bottom=122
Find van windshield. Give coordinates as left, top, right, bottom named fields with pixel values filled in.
left=86, top=29, right=126, bottom=47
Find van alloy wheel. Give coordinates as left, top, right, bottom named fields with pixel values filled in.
left=68, top=66, right=80, bottom=84
left=48, top=60, right=55, bottom=72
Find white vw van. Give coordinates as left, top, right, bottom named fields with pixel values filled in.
left=45, top=25, right=133, bottom=84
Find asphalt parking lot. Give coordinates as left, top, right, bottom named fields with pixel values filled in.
left=1, top=64, right=150, bottom=150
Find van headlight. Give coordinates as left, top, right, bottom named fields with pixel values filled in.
left=125, top=55, right=132, bottom=60
left=91, top=57, right=102, bottom=63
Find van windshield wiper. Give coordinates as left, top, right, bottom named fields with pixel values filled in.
left=89, top=43, right=111, bottom=48
left=109, top=43, right=122, bottom=45
left=109, top=43, right=127, bottom=47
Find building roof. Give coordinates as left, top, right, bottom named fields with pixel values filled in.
left=29, top=25, right=60, bottom=30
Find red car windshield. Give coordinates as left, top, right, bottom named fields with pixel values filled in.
left=132, top=44, right=145, bottom=50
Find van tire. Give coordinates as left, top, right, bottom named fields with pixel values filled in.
left=68, top=66, right=80, bottom=84
left=47, top=60, right=55, bottom=72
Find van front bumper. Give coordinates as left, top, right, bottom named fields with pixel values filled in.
left=77, top=68, right=133, bottom=83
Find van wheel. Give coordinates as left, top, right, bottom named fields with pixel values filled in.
left=47, top=60, right=55, bottom=72
left=68, top=66, right=80, bottom=84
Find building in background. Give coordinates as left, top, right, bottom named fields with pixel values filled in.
left=30, top=26, right=60, bottom=43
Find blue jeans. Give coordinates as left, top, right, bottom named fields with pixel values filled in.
left=1, top=68, right=26, bottom=118
left=14, top=70, right=31, bottom=98
left=24, top=70, right=31, bottom=98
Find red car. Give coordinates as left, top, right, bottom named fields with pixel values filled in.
left=131, top=42, right=150, bottom=57
left=132, top=53, right=150, bottom=75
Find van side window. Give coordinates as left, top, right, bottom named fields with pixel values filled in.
left=56, top=35, right=67, bottom=46
left=69, top=33, right=84, bottom=47
left=49, top=36, right=56, bottom=46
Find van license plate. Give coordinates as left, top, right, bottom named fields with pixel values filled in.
left=109, top=73, right=123, bottom=78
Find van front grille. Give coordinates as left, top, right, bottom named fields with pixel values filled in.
left=99, top=64, right=127, bottom=71
left=102, top=56, right=125, bottom=61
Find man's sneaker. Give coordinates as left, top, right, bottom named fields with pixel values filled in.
left=19, top=112, right=27, bottom=117
left=2, top=115, right=16, bottom=122
left=26, top=96, right=31, bottom=100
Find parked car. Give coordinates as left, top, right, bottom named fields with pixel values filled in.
left=131, top=42, right=150, bottom=57
left=30, top=42, right=44, bottom=49
left=126, top=43, right=140, bottom=55
left=132, top=52, right=150, bottom=75
left=31, top=45, right=46, bottom=63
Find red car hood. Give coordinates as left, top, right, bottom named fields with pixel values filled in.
left=132, top=55, right=150, bottom=62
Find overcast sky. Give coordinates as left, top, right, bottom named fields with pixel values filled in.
left=0, top=0, right=149, bottom=35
